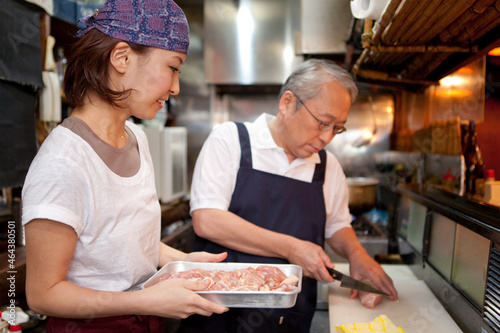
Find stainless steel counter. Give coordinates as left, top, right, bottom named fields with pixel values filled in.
left=395, top=184, right=500, bottom=333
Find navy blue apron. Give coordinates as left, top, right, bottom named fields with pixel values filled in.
left=180, top=122, right=326, bottom=333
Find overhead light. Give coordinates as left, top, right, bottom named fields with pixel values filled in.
left=456, top=67, right=473, bottom=75
left=435, top=89, right=472, bottom=98
left=437, top=65, right=475, bottom=98
left=440, top=76, right=465, bottom=86
left=488, top=47, right=500, bottom=56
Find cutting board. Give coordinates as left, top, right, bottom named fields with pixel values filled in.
left=328, top=263, right=462, bottom=333
left=329, top=266, right=463, bottom=332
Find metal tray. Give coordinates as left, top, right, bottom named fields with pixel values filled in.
left=143, top=261, right=302, bottom=308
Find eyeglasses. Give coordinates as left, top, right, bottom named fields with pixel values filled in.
left=293, top=93, right=346, bottom=134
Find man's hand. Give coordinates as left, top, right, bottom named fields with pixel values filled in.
left=287, top=239, right=336, bottom=282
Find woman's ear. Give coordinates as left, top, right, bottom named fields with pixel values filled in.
left=109, top=42, right=131, bottom=74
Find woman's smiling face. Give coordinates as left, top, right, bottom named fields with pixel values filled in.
left=121, top=47, right=186, bottom=120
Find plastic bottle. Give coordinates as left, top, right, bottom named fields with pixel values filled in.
left=55, top=46, right=67, bottom=88
left=463, top=121, right=485, bottom=195
left=442, top=168, right=456, bottom=192
left=486, top=169, right=496, bottom=182
left=1, top=308, right=29, bottom=333
left=8, top=324, right=21, bottom=332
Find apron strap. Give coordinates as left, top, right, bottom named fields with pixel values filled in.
left=235, top=122, right=252, bottom=168
left=312, top=149, right=327, bottom=183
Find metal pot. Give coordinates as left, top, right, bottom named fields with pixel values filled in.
left=346, top=177, right=380, bottom=216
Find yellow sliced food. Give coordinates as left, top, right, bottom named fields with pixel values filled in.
left=335, top=315, right=404, bottom=333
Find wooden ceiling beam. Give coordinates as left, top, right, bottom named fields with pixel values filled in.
left=350, top=0, right=500, bottom=86
left=372, top=45, right=476, bottom=52
left=383, top=0, right=433, bottom=43
left=413, top=0, right=479, bottom=43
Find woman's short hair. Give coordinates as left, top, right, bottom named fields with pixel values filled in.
left=64, top=29, right=152, bottom=108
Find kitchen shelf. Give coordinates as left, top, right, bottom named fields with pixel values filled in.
left=160, top=197, right=194, bottom=252
left=0, top=208, right=12, bottom=224
left=161, top=220, right=194, bottom=253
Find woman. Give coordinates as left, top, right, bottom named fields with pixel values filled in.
left=21, top=0, right=228, bottom=331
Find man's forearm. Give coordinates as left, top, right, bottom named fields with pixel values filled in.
left=192, top=208, right=296, bottom=260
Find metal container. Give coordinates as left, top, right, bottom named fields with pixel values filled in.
left=143, top=261, right=302, bottom=308
left=347, top=177, right=380, bottom=216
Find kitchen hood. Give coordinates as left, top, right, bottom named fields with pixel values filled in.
left=203, top=0, right=354, bottom=86
left=204, top=0, right=303, bottom=85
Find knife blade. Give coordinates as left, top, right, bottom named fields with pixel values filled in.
left=326, top=267, right=389, bottom=296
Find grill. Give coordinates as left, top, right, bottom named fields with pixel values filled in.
left=352, top=214, right=386, bottom=237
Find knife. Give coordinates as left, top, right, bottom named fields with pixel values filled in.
left=326, top=267, right=389, bottom=296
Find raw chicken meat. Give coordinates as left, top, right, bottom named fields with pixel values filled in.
left=357, top=279, right=384, bottom=308
left=359, top=291, right=383, bottom=308
left=159, top=265, right=299, bottom=292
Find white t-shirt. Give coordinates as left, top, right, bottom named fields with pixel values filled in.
left=22, top=121, right=161, bottom=292
left=190, top=113, right=352, bottom=239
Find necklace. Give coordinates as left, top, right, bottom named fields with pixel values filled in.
left=98, top=126, right=127, bottom=140
left=116, top=130, right=127, bottom=140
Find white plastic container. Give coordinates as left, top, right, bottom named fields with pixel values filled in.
left=484, top=180, right=500, bottom=206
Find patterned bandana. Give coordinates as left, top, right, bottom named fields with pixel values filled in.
left=75, top=0, right=189, bottom=54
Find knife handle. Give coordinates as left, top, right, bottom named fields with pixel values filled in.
left=326, top=267, right=344, bottom=281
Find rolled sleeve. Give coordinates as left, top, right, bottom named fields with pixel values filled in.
left=23, top=204, right=84, bottom=236
left=190, top=123, right=240, bottom=214
left=22, top=153, right=89, bottom=236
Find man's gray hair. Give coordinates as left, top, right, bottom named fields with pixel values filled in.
left=279, top=59, right=358, bottom=106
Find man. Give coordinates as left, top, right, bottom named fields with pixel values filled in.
left=181, top=59, right=398, bottom=333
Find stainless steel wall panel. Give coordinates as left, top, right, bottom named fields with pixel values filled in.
left=407, top=200, right=427, bottom=254
left=428, top=212, right=456, bottom=281
left=452, top=224, right=490, bottom=308
left=204, top=0, right=303, bottom=84
left=299, top=0, right=351, bottom=54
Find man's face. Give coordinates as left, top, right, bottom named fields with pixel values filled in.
left=280, top=81, right=351, bottom=160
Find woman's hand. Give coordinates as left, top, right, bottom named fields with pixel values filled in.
left=143, top=278, right=228, bottom=318
left=158, top=243, right=227, bottom=267
left=184, top=251, right=228, bottom=263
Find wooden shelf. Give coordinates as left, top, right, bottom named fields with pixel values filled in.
left=0, top=207, right=12, bottom=224
left=161, top=220, right=194, bottom=253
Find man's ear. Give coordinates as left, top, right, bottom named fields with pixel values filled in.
left=278, top=90, right=296, bottom=116
left=109, top=42, right=131, bottom=74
